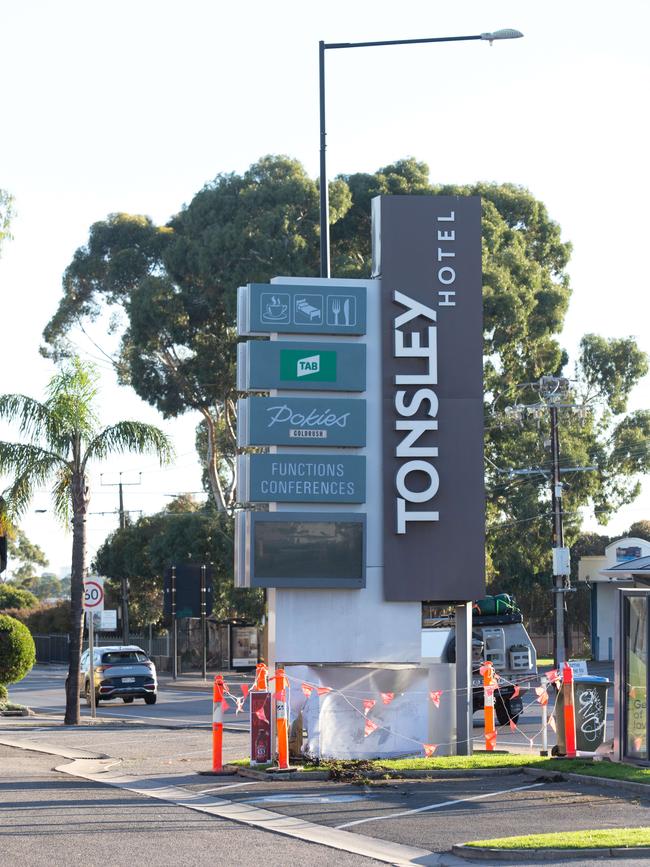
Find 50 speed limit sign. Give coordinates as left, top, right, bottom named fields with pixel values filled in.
left=83, top=578, right=104, bottom=611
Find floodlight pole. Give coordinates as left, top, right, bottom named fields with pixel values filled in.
left=318, top=29, right=523, bottom=277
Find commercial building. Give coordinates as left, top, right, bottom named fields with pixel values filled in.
left=579, top=536, right=650, bottom=661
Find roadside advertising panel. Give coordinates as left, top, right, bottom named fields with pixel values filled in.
left=239, top=283, right=367, bottom=336
left=372, top=195, right=485, bottom=601
left=237, top=511, right=366, bottom=589
left=239, top=453, right=366, bottom=504
left=237, top=340, right=366, bottom=392
left=237, top=396, right=366, bottom=447
left=250, top=691, right=272, bottom=764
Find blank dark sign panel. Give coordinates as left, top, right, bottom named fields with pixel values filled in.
left=251, top=515, right=365, bottom=588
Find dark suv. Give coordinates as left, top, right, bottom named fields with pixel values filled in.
left=79, top=645, right=157, bottom=706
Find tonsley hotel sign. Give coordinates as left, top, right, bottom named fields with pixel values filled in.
left=373, top=196, right=485, bottom=602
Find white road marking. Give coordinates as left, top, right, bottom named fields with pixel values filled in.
left=335, top=782, right=545, bottom=829
left=197, top=782, right=260, bottom=795
left=59, top=762, right=440, bottom=866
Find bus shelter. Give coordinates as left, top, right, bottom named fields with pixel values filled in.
left=614, top=572, right=650, bottom=764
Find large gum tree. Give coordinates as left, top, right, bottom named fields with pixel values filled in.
left=0, top=358, right=173, bottom=724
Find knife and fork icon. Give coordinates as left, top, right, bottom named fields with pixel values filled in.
left=331, top=297, right=352, bottom=326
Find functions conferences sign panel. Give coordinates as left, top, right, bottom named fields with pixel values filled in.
left=238, top=396, right=366, bottom=447
left=240, top=454, right=366, bottom=504
left=239, top=283, right=367, bottom=336
left=373, top=195, right=485, bottom=602
left=237, top=341, right=366, bottom=392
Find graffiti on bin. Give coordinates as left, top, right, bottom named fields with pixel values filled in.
left=578, top=688, right=605, bottom=742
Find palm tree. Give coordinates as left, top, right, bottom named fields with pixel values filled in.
left=0, top=358, right=173, bottom=724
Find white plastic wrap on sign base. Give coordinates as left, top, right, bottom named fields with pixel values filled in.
left=287, top=664, right=456, bottom=760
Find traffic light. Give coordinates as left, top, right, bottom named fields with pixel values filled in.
left=163, top=564, right=214, bottom=617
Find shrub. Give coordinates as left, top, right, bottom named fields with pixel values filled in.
left=0, top=584, right=39, bottom=610
left=0, top=683, right=8, bottom=703
left=2, top=600, right=71, bottom=633
left=0, top=614, right=36, bottom=685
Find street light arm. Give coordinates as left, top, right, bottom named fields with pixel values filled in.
left=323, top=30, right=523, bottom=50
left=318, top=27, right=523, bottom=277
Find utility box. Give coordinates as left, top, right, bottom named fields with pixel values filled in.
left=509, top=644, right=531, bottom=670
left=482, top=627, right=506, bottom=669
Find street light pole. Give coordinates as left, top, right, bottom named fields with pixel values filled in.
left=318, top=29, right=523, bottom=277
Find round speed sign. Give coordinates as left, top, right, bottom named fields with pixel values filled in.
left=83, top=579, right=104, bottom=610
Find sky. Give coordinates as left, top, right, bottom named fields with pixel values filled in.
left=1, top=0, right=649, bottom=576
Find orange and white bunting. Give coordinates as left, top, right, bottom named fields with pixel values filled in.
left=423, top=743, right=437, bottom=757
left=509, top=719, right=517, bottom=732
left=512, top=685, right=520, bottom=699
left=548, top=715, right=557, bottom=732
left=316, top=686, right=332, bottom=697
left=430, top=690, right=442, bottom=708
left=547, top=669, right=560, bottom=684
left=363, top=699, right=376, bottom=715
left=535, top=686, right=549, bottom=706
left=364, top=718, right=379, bottom=737
left=381, top=692, right=395, bottom=705
left=301, top=682, right=314, bottom=698
left=255, top=706, right=269, bottom=724
left=241, top=684, right=250, bottom=699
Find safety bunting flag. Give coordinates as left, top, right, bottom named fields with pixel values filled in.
left=423, top=743, right=437, bottom=757
left=363, top=699, right=376, bottom=715
left=255, top=705, right=269, bottom=724
left=430, top=690, right=442, bottom=708
left=364, top=718, right=379, bottom=737
left=381, top=692, right=395, bottom=705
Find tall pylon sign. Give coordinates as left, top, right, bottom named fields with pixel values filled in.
left=235, top=196, right=484, bottom=759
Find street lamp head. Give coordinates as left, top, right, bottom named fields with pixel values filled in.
left=481, top=29, right=524, bottom=45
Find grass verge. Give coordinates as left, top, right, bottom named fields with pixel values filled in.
left=227, top=754, right=650, bottom=785
left=465, top=827, right=650, bottom=850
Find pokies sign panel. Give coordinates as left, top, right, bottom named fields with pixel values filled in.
left=237, top=396, right=366, bottom=447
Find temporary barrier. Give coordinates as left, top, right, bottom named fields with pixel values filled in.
left=562, top=662, right=577, bottom=758
left=275, top=667, right=290, bottom=770
left=483, top=662, right=497, bottom=751
left=212, top=674, right=225, bottom=771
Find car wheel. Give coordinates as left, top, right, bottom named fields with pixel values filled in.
left=122, top=697, right=134, bottom=704
left=144, top=694, right=157, bottom=705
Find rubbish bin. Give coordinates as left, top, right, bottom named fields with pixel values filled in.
left=555, top=675, right=611, bottom=754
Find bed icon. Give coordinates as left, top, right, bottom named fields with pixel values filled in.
left=294, top=295, right=323, bottom=323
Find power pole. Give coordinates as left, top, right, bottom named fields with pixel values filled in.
left=503, top=377, right=594, bottom=668
left=100, top=472, right=141, bottom=645
left=549, top=402, right=567, bottom=667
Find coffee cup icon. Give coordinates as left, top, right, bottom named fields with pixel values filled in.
left=263, top=295, right=289, bottom=321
